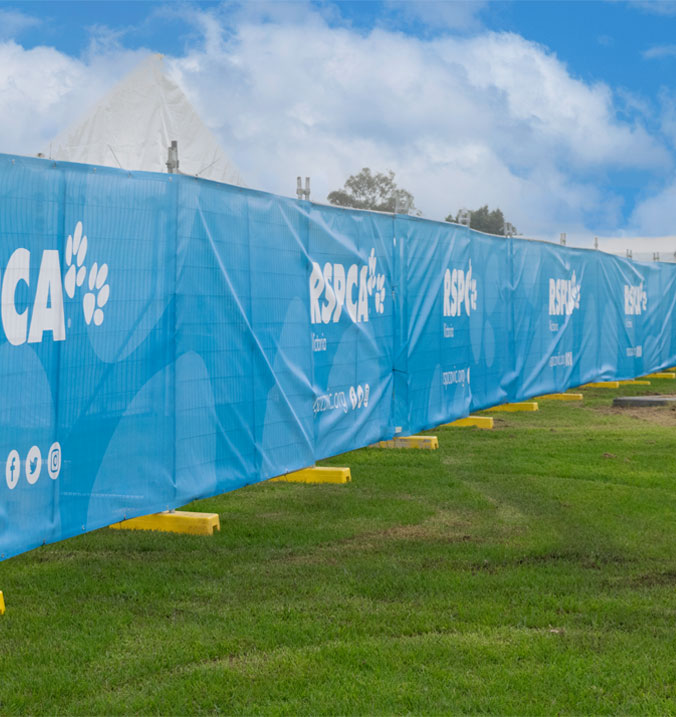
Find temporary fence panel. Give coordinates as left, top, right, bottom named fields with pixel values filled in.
left=394, top=216, right=511, bottom=434
left=306, top=203, right=396, bottom=459
left=509, top=239, right=594, bottom=398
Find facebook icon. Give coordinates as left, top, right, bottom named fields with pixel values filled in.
left=5, top=450, right=20, bottom=490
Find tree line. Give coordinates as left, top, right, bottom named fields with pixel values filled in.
left=327, top=168, right=517, bottom=237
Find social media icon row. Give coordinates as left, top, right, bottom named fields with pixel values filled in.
left=5, top=443, right=61, bottom=489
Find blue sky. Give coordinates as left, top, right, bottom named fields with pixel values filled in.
left=1, top=1, right=676, bottom=242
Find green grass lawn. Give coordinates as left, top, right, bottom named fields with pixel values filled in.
left=1, top=381, right=676, bottom=714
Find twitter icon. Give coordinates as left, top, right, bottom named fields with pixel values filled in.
left=25, top=446, right=41, bottom=485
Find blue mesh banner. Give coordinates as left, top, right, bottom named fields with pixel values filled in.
left=0, top=153, right=674, bottom=560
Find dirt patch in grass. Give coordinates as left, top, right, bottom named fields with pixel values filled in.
left=286, top=510, right=476, bottom=565
left=364, top=520, right=475, bottom=545
left=354, top=511, right=476, bottom=546
left=596, top=404, right=676, bottom=426
left=631, top=570, right=676, bottom=587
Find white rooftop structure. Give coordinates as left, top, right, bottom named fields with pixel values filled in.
left=41, top=54, right=244, bottom=186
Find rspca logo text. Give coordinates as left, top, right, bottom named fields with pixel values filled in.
left=310, top=248, right=385, bottom=325
left=624, top=283, right=647, bottom=316
left=548, top=272, right=580, bottom=316
left=443, top=262, right=477, bottom=318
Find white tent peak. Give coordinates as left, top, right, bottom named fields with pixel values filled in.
left=41, top=53, right=245, bottom=186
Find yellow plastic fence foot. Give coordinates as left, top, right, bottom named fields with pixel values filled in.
left=583, top=381, right=620, bottom=388
left=445, top=416, right=494, bottom=429
left=643, top=372, right=676, bottom=379
left=0, top=591, right=4, bottom=615
left=109, top=511, right=220, bottom=536
left=373, top=435, right=439, bottom=450
left=617, top=380, right=651, bottom=386
left=486, top=402, right=539, bottom=413
left=538, top=393, right=583, bottom=401
left=270, top=466, right=351, bottom=484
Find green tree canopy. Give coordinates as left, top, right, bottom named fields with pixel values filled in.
left=445, top=206, right=517, bottom=237
left=328, top=168, right=416, bottom=214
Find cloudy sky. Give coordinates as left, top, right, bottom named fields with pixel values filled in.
left=1, top=0, right=676, bottom=243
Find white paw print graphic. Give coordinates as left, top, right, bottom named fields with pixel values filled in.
left=374, top=275, right=386, bottom=314
left=366, top=248, right=386, bottom=314
left=64, top=221, right=87, bottom=298
left=367, top=249, right=377, bottom=294
left=83, top=262, right=110, bottom=326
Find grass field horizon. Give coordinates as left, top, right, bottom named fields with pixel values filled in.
left=1, top=380, right=676, bottom=714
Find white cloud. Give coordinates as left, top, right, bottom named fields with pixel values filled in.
left=643, top=44, right=676, bottom=59
left=615, top=87, right=653, bottom=119
left=0, top=9, right=40, bottom=40
left=629, top=181, right=676, bottom=235
left=0, top=5, right=672, bottom=239
left=659, top=87, right=676, bottom=147
left=383, top=1, right=487, bottom=31
left=438, top=32, right=666, bottom=169
left=0, top=41, right=87, bottom=151
left=629, top=0, right=676, bottom=16
left=0, top=39, right=149, bottom=155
